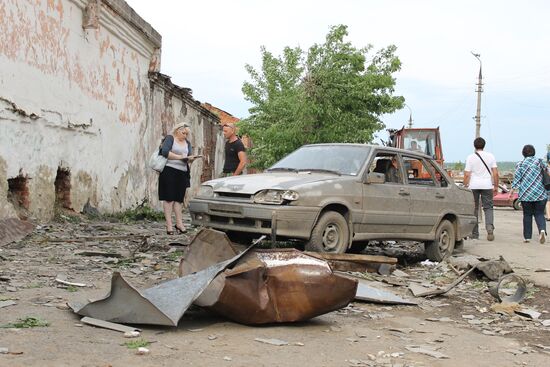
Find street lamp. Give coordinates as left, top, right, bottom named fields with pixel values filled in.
left=471, top=51, right=483, bottom=138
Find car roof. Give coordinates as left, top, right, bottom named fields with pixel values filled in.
left=301, top=143, right=432, bottom=158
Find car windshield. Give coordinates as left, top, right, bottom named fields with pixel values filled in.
left=268, top=145, right=371, bottom=176
left=403, top=130, right=437, bottom=157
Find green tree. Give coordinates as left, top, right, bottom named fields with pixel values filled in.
left=239, top=24, right=404, bottom=169
left=453, top=161, right=465, bottom=171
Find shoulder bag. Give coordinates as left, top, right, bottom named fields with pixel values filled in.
left=148, top=138, right=168, bottom=173
left=540, top=159, right=550, bottom=190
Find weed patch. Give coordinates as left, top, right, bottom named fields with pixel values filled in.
left=124, top=339, right=150, bottom=349
left=1, top=317, right=49, bottom=329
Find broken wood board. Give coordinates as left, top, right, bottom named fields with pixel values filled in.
left=304, top=252, right=397, bottom=264
left=80, top=317, right=140, bottom=333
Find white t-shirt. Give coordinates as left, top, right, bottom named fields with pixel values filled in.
left=465, top=150, right=497, bottom=189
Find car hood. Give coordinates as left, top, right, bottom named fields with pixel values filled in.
left=206, top=172, right=344, bottom=195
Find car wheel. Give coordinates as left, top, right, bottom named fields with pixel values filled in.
left=305, top=211, right=349, bottom=253
left=424, top=219, right=455, bottom=261
left=513, top=199, right=521, bottom=211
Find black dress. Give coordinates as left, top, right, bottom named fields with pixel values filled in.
left=158, top=136, right=191, bottom=203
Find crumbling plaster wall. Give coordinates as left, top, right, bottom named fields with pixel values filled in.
left=0, top=0, right=161, bottom=220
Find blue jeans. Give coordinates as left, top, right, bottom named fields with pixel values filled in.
left=521, top=200, right=547, bottom=239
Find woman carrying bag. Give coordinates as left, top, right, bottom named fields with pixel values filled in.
left=158, top=123, right=195, bottom=235
left=509, top=144, right=547, bottom=244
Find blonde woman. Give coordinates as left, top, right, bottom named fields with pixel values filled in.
left=159, top=123, right=193, bottom=235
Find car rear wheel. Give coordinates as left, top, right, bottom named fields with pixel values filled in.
left=305, top=211, right=349, bottom=253
left=424, top=219, right=455, bottom=261
left=513, top=199, right=521, bottom=211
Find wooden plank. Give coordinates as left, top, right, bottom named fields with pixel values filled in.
left=304, top=252, right=397, bottom=264
left=80, top=317, right=140, bottom=333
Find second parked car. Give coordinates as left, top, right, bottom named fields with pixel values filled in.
left=189, top=144, right=476, bottom=261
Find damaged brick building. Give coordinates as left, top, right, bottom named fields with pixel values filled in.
left=0, top=0, right=225, bottom=221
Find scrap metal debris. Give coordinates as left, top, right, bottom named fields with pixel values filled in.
left=71, top=229, right=357, bottom=326
left=488, top=273, right=527, bottom=303
left=179, top=230, right=358, bottom=324
left=70, top=242, right=254, bottom=326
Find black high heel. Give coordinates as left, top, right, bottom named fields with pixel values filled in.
left=175, top=226, right=187, bottom=234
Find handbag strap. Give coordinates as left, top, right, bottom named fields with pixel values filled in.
left=475, top=152, right=492, bottom=175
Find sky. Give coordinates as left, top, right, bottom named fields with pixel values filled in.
left=126, top=0, right=550, bottom=162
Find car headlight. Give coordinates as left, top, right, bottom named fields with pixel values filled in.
left=198, top=185, right=214, bottom=198
left=253, top=190, right=299, bottom=204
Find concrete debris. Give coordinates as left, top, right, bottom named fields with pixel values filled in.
left=0, top=300, right=17, bottom=309
left=0, top=218, right=34, bottom=247
left=475, top=256, right=513, bottom=280
left=391, top=269, right=410, bottom=277
left=254, top=338, right=289, bottom=346
left=124, top=331, right=141, bottom=338
left=136, top=347, right=150, bottom=355
left=353, top=278, right=418, bottom=305
left=541, top=320, right=550, bottom=327
left=405, top=345, right=449, bottom=359
left=515, top=308, right=541, bottom=320
left=0, top=347, right=8, bottom=354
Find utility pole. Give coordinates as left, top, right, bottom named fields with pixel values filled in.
left=471, top=52, right=483, bottom=138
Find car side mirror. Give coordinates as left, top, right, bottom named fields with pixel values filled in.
left=366, top=172, right=385, bottom=184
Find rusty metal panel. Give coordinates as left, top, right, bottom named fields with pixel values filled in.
left=208, top=249, right=358, bottom=324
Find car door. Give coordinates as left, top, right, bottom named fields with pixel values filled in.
left=359, top=151, right=411, bottom=234
left=402, top=155, right=440, bottom=234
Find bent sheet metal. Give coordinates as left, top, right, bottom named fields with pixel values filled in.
left=70, top=230, right=258, bottom=326
left=179, top=230, right=358, bottom=324
left=71, top=228, right=357, bottom=326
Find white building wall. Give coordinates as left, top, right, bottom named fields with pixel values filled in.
left=0, top=0, right=222, bottom=221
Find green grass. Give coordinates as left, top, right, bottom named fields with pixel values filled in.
left=66, top=285, right=79, bottom=292
left=1, top=317, right=49, bottom=329
left=97, top=203, right=165, bottom=223
left=124, top=339, right=150, bottom=349
left=165, top=250, right=184, bottom=261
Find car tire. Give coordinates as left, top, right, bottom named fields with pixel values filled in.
left=305, top=211, right=349, bottom=253
left=513, top=199, right=521, bottom=211
left=424, top=219, right=455, bottom=262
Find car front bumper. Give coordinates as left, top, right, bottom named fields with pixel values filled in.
left=189, top=199, right=319, bottom=239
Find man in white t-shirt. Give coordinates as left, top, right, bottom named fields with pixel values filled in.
left=463, top=137, right=499, bottom=241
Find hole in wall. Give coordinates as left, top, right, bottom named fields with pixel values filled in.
left=54, top=167, right=72, bottom=209
left=7, top=175, right=30, bottom=219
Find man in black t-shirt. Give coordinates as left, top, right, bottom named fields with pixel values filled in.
left=222, top=123, right=247, bottom=176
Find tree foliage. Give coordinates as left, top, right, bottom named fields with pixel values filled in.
left=239, top=25, right=404, bottom=169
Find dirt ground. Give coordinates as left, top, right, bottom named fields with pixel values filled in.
left=1, top=209, right=550, bottom=367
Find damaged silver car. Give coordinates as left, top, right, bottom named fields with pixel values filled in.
left=189, top=144, right=476, bottom=261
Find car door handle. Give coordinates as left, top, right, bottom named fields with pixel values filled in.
left=399, top=188, right=410, bottom=196
left=435, top=193, right=445, bottom=199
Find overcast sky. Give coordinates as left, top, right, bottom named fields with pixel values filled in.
left=126, top=0, right=550, bottom=162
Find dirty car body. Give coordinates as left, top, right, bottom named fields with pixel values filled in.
left=189, top=144, right=476, bottom=261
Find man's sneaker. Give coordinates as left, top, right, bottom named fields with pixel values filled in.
left=524, top=238, right=531, bottom=243
left=540, top=230, right=547, bottom=244
left=487, top=230, right=495, bottom=241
